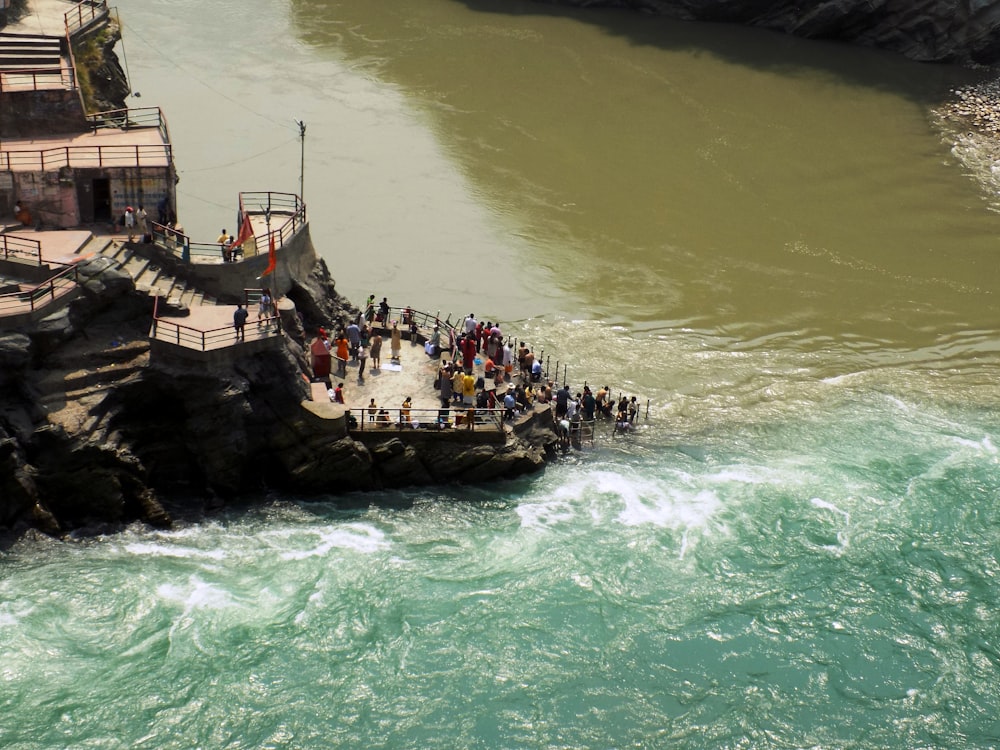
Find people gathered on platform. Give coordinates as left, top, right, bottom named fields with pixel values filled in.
left=306, top=302, right=643, bottom=438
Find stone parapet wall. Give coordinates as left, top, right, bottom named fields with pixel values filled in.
left=177, top=223, right=318, bottom=302
left=0, top=88, right=88, bottom=139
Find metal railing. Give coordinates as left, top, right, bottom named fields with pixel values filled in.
left=151, top=192, right=306, bottom=264
left=150, top=297, right=283, bottom=351
left=0, top=235, right=43, bottom=266
left=0, top=66, right=76, bottom=93
left=0, top=143, right=173, bottom=171
left=348, top=406, right=505, bottom=432
left=370, top=305, right=447, bottom=331
left=150, top=222, right=225, bottom=263
left=85, top=107, right=170, bottom=144
left=149, top=222, right=190, bottom=260
left=0, top=265, right=79, bottom=316
left=150, top=314, right=283, bottom=350
left=240, top=191, right=307, bottom=251
left=64, top=0, right=109, bottom=35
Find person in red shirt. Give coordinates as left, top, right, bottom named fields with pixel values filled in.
left=461, top=335, right=477, bottom=374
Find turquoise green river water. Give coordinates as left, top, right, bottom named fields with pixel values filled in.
left=6, top=0, right=1000, bottom=746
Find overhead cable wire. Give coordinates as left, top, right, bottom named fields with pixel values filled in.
left=117, top=19, right=293, bottom=131
left=178, top=137, right=299, bottom=174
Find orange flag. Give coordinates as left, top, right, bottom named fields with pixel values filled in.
left=231, top=211, right=254, bottom=251
left=260, top=233, right=276, bottom=277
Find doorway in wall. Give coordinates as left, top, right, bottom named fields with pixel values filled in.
left=92, top=178, right=111, bottom=223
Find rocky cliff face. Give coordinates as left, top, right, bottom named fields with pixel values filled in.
left=539, top=0, right=1000, bottom=63
left=0, top=256, right=549, bottom=540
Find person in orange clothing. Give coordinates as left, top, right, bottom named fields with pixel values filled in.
left=14, top=201, right=32, bottom=226
left=334, top=333, right=349, bottom=377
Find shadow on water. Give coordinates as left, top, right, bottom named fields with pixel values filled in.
left=284, top=0, right=1000, bottom=361
left=451, top=0, right=985, bottom=101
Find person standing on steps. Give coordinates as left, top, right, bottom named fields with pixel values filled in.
left=233, top=304, right=248, bottom=341
left=124, top=206, right=136, bottom=242
left=136, top=205, right=149, bottom=243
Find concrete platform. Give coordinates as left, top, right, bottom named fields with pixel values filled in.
left=2, top=127, right=171, bottom=172
left=310, top=333, right=534, bottom=434
left=3, top=0, right=90, bottom=37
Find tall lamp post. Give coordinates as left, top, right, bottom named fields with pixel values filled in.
left=294, top=119, right=306, bottom=203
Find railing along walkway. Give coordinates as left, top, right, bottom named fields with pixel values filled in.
left=0, top=65, right=75, bottom=93
left=348, top=406, right=505, bottom=433
left=0, top=265, right=79, bottom=318
left=85, top=107, right=171, bottom=144
left=0, top=235, right=43, bottom=266
left=151, top=192, right=306, bottom=264
left=64, top=0, right=109, bottom=35
left=150, top=295, right=282, bottom=352
left=0, top=141, right=172, bottom=172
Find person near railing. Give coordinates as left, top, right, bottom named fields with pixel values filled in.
left=582, top=386, right=596, bottom=421
left=257, top=288, right=272, bottom=329
left=400, top=397, right=412, bottom=426
left=216, top=229, right=229, bottom=263
left=427, top=325, right=442, bottom=356
left=233, top=304, right=248, bottom=341
left=503, top=390, right=516, bottom=422
left=507, top=342, right=520, bottom=382
left=438, top=360, right=453, bottom=407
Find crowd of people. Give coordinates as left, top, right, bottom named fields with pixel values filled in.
left=306, top=299, right=643, bottom=441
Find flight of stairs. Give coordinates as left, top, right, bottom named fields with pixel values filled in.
left=0, top=32, right=71, bottom=91
left=0, top=33, right=61, bottom=69
left=86, top=237, right=219, bottom=308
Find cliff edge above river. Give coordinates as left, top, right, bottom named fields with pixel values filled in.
left=531, top=0, right=1000, bottom=64
left=0, top=231, right=551, bottom=541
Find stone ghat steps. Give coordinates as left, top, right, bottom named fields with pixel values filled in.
left=99, top=239, right=219, bottom=309
left=0, top=33, right=62, bottom=70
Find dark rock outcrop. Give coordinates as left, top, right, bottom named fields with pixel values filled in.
left=0, top=253, right=553, bottom=540
left=533, top=0, right=1000, bottom=63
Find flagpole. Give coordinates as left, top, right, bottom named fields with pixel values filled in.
left=295, top=119, right=306, bottom=202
